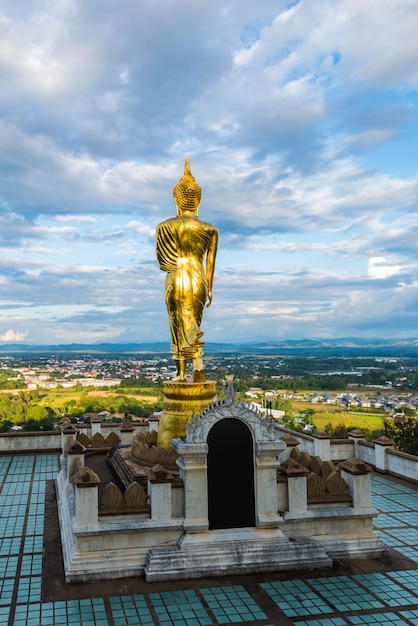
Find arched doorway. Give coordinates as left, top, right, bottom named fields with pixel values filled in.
left=207, top=418, right=256, bottom=529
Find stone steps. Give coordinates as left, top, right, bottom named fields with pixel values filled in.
left=144, top=531, right=332, bottom=582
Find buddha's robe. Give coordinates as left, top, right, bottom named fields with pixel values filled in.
left=156, top=216, right=218, bottom=360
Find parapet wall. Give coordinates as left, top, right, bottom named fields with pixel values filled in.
left=0, top=431, right=61, bottom=453
left=0, top=421, right=149, bottom=454
left=1, top=422, right=417, bottom=485
left=386, top=448, right=418, bottom=483
left=275, top=425, right=418, bottom=485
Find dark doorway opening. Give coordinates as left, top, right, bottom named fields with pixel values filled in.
left=207, top=418, right=256, bottom=530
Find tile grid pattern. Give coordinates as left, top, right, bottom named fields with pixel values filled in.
left=0, top=454, right=417, bottom=625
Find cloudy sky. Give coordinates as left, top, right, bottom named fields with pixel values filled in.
left=1, top=0, right=417, bottom=346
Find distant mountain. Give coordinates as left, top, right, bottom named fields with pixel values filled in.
left=224, top=337, right=418, bottom=356
left=0, top=342, right=172, bottom=354
left=0, top=337, right=417, bottom=356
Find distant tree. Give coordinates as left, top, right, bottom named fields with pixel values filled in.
left=22, top=416, right=56, bottom=431
left=362, top=371, right=389, bottom=386
left=0, top=397, right=26, bottom=424
left=384, top=416, right=418, bottom=456
left=283, top=379, right=300, bottom=392
left=324, top=423, right=349, bottom=438
left=273, top=398, right=293, bottom=414
left=121, top=376, right=161, bottom=388
left=0, top=379, right=26, bottom=390
left=25, top=405, right=49, bottom=422
left=26, top=390, right=40, bottom=402
left=305, top=408, right=315, bottom=420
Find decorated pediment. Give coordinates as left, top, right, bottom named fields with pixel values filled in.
left=185, top=392, right=282, bottom=446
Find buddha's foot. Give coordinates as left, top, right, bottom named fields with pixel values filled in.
left=193, top=370, right=206, bottom=383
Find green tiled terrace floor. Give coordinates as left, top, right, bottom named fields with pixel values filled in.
left=0, top=453, right=418, bottom=625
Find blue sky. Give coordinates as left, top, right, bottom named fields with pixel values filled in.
left=0, top=0, right=417, bottom=345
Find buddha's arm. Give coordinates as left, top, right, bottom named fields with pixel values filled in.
left=205, top=227, right=218, bottom=307
left=156, top=221, right=178, bottom=272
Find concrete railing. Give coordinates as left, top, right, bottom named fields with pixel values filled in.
left=1, top=420, right=417, bottom=486
left=0, top=418, right=149, bottom=454
left=0, top=431, right=61, bottom=453
left=357, top=441, right=376, bottom=466
left=386, top=448, right=418, bottom=483
left=275, top=425, right=418, bottom=485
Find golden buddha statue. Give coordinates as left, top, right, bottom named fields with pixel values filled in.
left=156, top=157, right=218, bottom=382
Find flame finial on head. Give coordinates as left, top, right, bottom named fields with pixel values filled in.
left=184, top=156, right=192, bottom=177
left=173, top=156, right=201, bottom=214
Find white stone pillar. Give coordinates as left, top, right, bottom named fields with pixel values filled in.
left=373, top=436, right=395, bottom=473
left=120, top=415, right=134, bottom=446
left=172, top=439, right=208, bottom=533
left=90, top=416, right=102, bottom=437
left=148, top=413, right=160, bottom=433
left=67, top=440, right=85, bottom=479
left=73, top=467, right=100, bottom=526
left=348, top=429, right=366, bottom=459
left=147, top=465, right=172, bottom=520
left=279, top=458, right=309, bottom=513
left=339, top=458, right=373, bottom=508
left=313, top=431, right=331, bottom=461
left=278, top=433, right=300, bottom=463
left=60, top=423, right=79, bottom=455
left=255, top=441, right=283, bottom=527
left=277, top=475, right=288, bottom=513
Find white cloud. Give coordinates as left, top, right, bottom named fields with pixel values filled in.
left=0, top=330, right=28, bottom=342
left=367, top=257, right=407, bottom=279
left=0, top=0, right=417, bottom=343
left=56, top=215, right=98, bottom=224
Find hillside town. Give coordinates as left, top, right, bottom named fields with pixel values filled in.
left=1, top=353, right=417, bottom=417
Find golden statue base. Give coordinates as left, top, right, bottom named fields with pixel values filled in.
left=157, top=380, right=217, bottom=449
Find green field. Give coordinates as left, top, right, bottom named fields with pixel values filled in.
left=37, top=388, right=160, bottom=411
left=313, top=412, right=384, bottom=432
left=30, top=387, right=385, bottom=433
left=290, top=399, right=385, bottom=432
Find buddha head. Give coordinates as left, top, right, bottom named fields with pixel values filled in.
left=173, top=157, right=201, bottom=215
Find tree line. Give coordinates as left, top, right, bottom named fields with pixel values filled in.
left=0, top=387, right=162, bottom=432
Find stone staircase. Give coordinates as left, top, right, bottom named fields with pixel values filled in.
left=144, top=528, right=332, bottom=582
